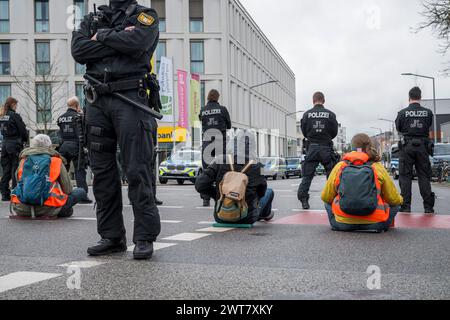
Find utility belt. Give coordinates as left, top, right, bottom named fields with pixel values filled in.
left=85, top=77, right=144, bottom=104
left=401, top=136, right=434, bottom=156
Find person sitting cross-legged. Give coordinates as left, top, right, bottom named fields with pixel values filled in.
left=10, top=134, right=87, bottom=219
left=321, top=133, right=403, bottom=233
left=195, top=129, right=275, bottom=225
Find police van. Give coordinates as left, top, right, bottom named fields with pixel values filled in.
left=159, top=148, right=203, bottom=185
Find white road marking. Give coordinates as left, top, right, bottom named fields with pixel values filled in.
left=68, top=217, right=97, bottom=221
left=159, top=206, right=184, bottom=209
left=127, top=242, right=177, bottom=252
left=160, top=220, right=182, bottom=224
left=58, top=260, right=106, bottom=269
left=163, top=233, right=211, bottom=242
left=0, top=272, right=62, bottom=293
left=196, top=227, right=235, bottom=233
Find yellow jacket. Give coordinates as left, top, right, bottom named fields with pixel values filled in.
left=321, top=155, right=403, bottom=224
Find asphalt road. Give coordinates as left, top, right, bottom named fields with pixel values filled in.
left=0, top=176, right=449, bottom=300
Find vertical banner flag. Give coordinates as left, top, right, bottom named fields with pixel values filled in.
left=158, top=57, right=174, bottom=122
left=177, top=70, right=188, bottom=129
left=189, top=73, right=201, bottom=127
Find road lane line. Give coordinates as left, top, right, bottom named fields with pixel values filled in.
left=0, top=272, right=62, bottom=293
left=68, top=217, right=97, bottom=221
left=159, top=206, right=184, bottom=209
left=163, top=233, right=211, bottom=241
left=58, top=260, right=107, bottom=269
left=160, top=220, right=182, bottom=224
left=127, top=242, right=177, bottom=252
left=196, top=227, right=235, bottom=233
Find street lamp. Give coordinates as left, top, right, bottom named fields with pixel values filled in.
left=284, top=110, right=305, bottom=157
left=248, top=80, right=279, bottom=129
left=401, top=73, right=438, bottom=144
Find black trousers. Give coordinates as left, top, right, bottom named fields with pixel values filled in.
left=0, top=141, right=21, bottom=197
left=399, top=140, right=434, bottom=210
left=297, top=144, right=334, bottom=201
left=201, top=132, right=226, bottom=201
left=59, top=141, right=89, bottom=196
left=86, top=89, right=161, bottom=243
left=150, top=118, right=158, bottom=200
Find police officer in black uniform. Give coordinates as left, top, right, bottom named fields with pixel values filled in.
left=71, top=0, right=161, bottom=260
left=199, top=89, right=231, bottom=207
left=297, top=92, right=338, bottom=210
left=395, top=87, right=435, bottom=214
left=57, top=97, right=93, bottom=204
left=0, top=97, right=28, bottom=201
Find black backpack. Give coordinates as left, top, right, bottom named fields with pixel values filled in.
left=337, top=161, right=378, bottom=216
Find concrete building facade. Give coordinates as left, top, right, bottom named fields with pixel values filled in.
left=0, top=0, right=297, bottom=157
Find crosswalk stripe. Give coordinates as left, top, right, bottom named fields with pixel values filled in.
left=196, top=227, right=235, bottom=233
left=127, top=242, right=177, bottom=252
left=198, top=221, right=214, bottom=225
left=163, top=233, right=211, bottom=241
left=159, top=206, right=184, bottom=209
left=57, top=260, right=106, bottom=269
left=0, top=272, right=62, bottom=293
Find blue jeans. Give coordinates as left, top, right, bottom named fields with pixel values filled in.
left=58, top=188, right=87, bottom=218
left=324, top=203, right=399, bottom=232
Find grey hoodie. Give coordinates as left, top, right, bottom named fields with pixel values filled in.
left=11, top=147, right=73, bottom=217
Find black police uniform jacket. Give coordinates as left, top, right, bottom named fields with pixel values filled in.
left=71, top=0, right=159, bottom=79
left=199, top=102, right=232, bottom=134
left=395, top=103, right=433, bottom=138
left=0, top=110, right=28, bottom=144
left=301, top=105, right=338, bottom=145
left=57, top=109, right=83, bottom=144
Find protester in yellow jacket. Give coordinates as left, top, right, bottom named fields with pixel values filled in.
left=322, top=133, right=403, bottom=232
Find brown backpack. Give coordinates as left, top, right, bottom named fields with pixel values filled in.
left=215, top=155, right=256, bottom=223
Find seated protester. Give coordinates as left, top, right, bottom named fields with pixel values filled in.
left=10, top=134, right=87, bottom=218
left=321, top=133, right=403, bottom=233
left=195, top=129, right=275, bottom=225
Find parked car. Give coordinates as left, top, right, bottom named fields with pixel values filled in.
left=259, top=157, right=287, bottom=180
left=431, top=144, right=450, bottom=180
left=159, top=148, right=203, bottom=185
left=391, top=145, right=400, bottom=180
left=316, top=163, right=325, bottom=175
left=285, top=157, right=302, bottom=179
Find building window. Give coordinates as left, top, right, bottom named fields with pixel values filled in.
left=189, top=0, right=203, bottom=32
left=35, top=41, right=50, bottom=75
left=73, top=0, right=87, bottom=30
left=75, top=82, right=85, bottom=108
left=155, top=41, right=166, bottom=73
left=0, top=42, right=10, bottom=75
left=75, top=62, right=85, bottom=75
left=200, top=81, right=205, bottom=108
left=35, top=0, right=49, bottom=32
left=0, top=0, right=10, bottom=33
left=153, top=0, right=166, bottom=32
left=36, top=83, right=52, bottom=124
left=190, top=41, right=204, bottom=74
left=0, top=83, right=11, bottom=104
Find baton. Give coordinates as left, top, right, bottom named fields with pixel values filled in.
left=84, top=74, right=163, bottom=120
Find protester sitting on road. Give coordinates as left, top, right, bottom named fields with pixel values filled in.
left=321, top=133, right=403, bottom=232
left=195, top=129, right=275, bottom=225
left=10, top=134, right=87, bottom=218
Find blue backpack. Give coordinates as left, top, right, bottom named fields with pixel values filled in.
left=12, top=155, right=52, bottom=206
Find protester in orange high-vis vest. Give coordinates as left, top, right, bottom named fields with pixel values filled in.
left=10, top=134, right=87, bottom=218
left=321, top=133, right=403, bottom=233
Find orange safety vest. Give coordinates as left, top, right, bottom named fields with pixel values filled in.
left=11, top=156, right=68, bottom=207
left=332, top=152, right=390, bottom=223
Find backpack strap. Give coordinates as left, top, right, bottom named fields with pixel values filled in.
left=241, top=160, right=256, bottom=174
left=227, top=154, right=235, bottom=172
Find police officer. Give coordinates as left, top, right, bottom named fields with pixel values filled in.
left=57, top=97, right=93, bottom=204
left=199, top=89, right=231, bottom=207
left=395, top=87, right=435, bottom=214
left=72, top=0, right=161, bottom=260
left=0, top=97, right=28, bottom=201
left=297, top=92, right=338, bottom=210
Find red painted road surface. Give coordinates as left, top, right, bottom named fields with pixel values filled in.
left=272, top=210, right=450, bottom=230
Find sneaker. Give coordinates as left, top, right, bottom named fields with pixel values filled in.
left=301, top=199, right=310, bottom=210
left=79, top=198, right=93, bottom=205
left=87, top=237, right=127, bottom=257
left=203, top=199, right=211, bottom=207
left=264, top=211, right=275, bottom=222
left=133, top=241, right=154, bottom=260
left=400, top=206, right=411, bottom=213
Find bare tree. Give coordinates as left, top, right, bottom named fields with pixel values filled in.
left=11, top=56, right=68, bottom=135
left=417, top=0, right=450, bottom=73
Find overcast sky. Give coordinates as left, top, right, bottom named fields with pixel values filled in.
left=241, top=0, right=450, bottom=138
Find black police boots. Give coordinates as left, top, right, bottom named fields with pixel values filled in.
left=1, top=194, right=10, bottom=202
left=301, top=198, right=310, bottom=210
left=133, top=241, right=154, bottom=260
left=87, top=237, right=127, bottom=256
left=203, top=199, right=210, bottom=207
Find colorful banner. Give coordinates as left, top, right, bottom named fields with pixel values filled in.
left=189, top=73, right=201, bottom=128
left=177, top=70, right=188, bottom=129
left=158, top=57, right=174, bottom=123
